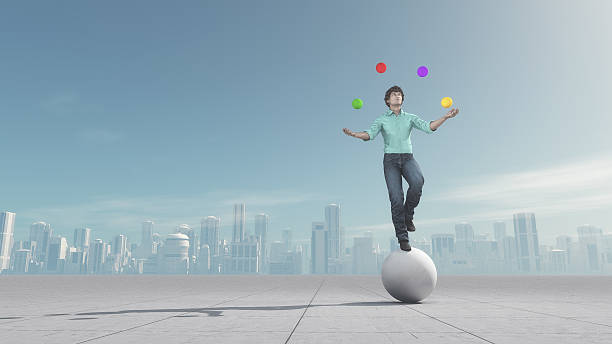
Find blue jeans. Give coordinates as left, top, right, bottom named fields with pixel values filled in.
left=383, top=153, right=425, bottom=242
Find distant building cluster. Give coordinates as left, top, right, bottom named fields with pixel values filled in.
left=1, top=209, right=610, bottom=275
left=411, top=213, right=612, bottom=274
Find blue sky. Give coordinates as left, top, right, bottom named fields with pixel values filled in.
left=1, top=0, right=611, bottom=248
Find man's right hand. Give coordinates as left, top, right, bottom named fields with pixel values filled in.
left=342, top=128, right=355, bottom=137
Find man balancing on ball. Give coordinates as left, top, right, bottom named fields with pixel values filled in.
left=342, top=85, right=458, bottom=252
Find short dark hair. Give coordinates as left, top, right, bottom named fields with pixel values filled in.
left=384, top=85, right=404, bottom=108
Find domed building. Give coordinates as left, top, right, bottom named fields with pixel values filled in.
left=161, top=233, right=190, bottom=274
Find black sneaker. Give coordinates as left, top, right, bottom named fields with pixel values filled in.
left=399, top=241, right=412, bottom=252
left=406, top=219, right=416, bottom=232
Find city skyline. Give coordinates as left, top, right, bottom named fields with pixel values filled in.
left=2, top=204, right=611, bottom=275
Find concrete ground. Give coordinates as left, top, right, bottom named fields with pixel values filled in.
left=0, top=275, right=611, bottom=343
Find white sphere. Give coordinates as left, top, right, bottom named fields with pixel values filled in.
left=381, top=248, right=437, bottom=303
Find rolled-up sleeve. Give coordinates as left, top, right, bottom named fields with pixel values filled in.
left=411, top=114, right=435, bottom=134
left=365, top=116, right=383, bottom=141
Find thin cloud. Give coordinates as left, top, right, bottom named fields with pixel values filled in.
left=428, top=154, right=612, bottom=205
left=348, top=154, right=612, bottom=233
left=19, top=189, right=327, bottom=239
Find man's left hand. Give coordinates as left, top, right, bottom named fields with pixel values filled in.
left=445, top=108, right=459, bottom=119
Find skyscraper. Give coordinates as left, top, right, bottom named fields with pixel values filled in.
left=455, top=222, right=474, bottom=258
left=73, top=228, right=91, bottom=250
left=91, top=239, right=107, bottom=274
left=229, top=234, right=259, bottom=274
left=0, top=211, right=16, bottom=272
left=577, top=224, right=603, bottom=271
left=281, top=228, right=292, bottom=252
left=325, top=204, right=340, bottom=259
left=233, top=203, right=245, bottom=243
left=201, top=216, right=220, bottom=273
left=254, top=213, right=270, bottom=273
left=29, top=221, right=53, bottom=264
left=352, top=236, right=377, bottom=274
left=46, top=236, right=67, bottom=272
left=112, top=234, right=128, bottom=273
left=201, top=216, right=220, bottom=255
left=138, top=220, right=154, bottom=258
left=311, top=222, right=328, bottom=274
left=513, top=212, right=541, bottom=272
left=13, top=249, right=31, bottom=273
left=493, top=221, right=506, bottom=242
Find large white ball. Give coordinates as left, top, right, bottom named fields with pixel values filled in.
left=381, top=248, right=437, bottom=303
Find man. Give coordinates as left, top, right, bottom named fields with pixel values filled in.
left=342, top=85, right=459, bottom=252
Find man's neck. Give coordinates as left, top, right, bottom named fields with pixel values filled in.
left=390, top=106, right=401, bottom=115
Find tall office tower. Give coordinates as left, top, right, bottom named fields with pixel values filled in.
left=162, top=233, right=190, bottom=274
left=201, top=216, right=221, bottom=272
left=176, top=224, right=197, bottom=264
left=281, top=228, right=293, bottom=252
left=431, top=234, right=455, bottom=259
left=501, top=236, right=517, bottom=272
left=352, top=236, right=377, bottom=274
left=233, top=203, right=246, bottom=243
left=47, top=236, right=68, bottom=272
left=201, top=216, right=220, bottom=256
left=492, top=221, right=507, bottom=260
left=29, top=221, right=53, bottom=264
left=325, top=204, right=340, bottom=259
left=91, top=239, right=107, bottom=274
left=152, top=232, right=161, bottom=251
left=493, top=221, right=506, bottom=242
left=455, top=222, right=474, bottom=258
left=73, top=228, right=91, bottom=250
left=65, top=246, right=88, bottom=274
left=340, top=226, right=346, bottom=256
left=139, top=220, right=154, bottom=257
left=549, top=249, right=568, bottom=273
left=0, top=211, right=16, bottom=272
left=229, top=234, right=259, bottom=274
left=556, top=235, right=573, bottom=265
left=199, top=244, right=211, bottom=273
left=254, top=213, right=270, bottom=273
left=13, top=249, right=31, bottom=273
left=513, top=212, right=541, bottom=272
left=311, top=222, right=328, bottom=274
left=577, top=224, right=603, bottom=271
left=112, top=234, right=128, bottom=273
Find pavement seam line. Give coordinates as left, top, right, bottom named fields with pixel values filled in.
left=451, top=295, right=612, bottom=328
left=0, top=285, right=226, bottom=328
left=283, top=277, right=326, bottom=344
left=336, top=277, right=419, bottom=339
left=74, top=286, right=281, bottom=344
left=357, top=285, right=497, bottom=344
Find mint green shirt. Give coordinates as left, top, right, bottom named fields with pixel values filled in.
left=365, top=109, right=436, bottom=153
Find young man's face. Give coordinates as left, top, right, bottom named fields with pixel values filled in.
left=388, top=91, right=403, bottom=107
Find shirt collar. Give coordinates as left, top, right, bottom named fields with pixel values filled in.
left=386, top=109, right=404, bottom=116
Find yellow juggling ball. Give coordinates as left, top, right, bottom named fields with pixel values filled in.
left=441, top=97, right=453, bottom=108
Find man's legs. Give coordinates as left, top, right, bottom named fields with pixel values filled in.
left=383, top=153, right=409, bottom=242
left=401, top=155, right=425, bottom=224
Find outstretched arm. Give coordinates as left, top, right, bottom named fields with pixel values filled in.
left=342, top=128, right=369, bottom=141
left=343, top=116, right=382, bottom=141
left=430, top=108, right=459, bottom=131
